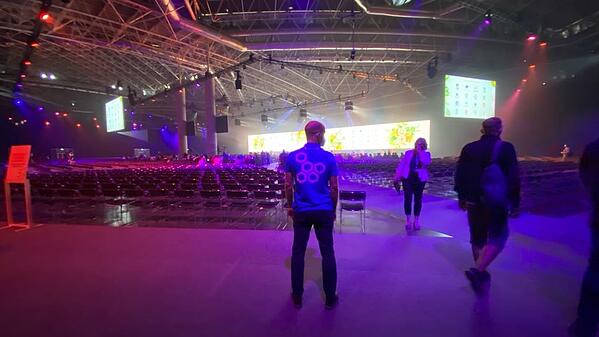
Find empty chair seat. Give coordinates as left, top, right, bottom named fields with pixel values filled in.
left=339, top=190, right=367, bottom=233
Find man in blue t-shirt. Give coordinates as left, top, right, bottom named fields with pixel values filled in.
left=285, top=121, right=339, bottom=309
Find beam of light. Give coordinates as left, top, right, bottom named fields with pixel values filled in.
left=272, top=107, right=295, bottom=129
left=344, top=108, right=354, bottom=127
left=497, top=87, right=522, bottom=127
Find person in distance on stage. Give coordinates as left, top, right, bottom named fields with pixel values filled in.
left=455, top=117, right=521, bottom=293
left=395, top=138, right=431, bottom=231
left=285, top=121, right=339, bottom=309
left=562, top=144, right=571, bottom=161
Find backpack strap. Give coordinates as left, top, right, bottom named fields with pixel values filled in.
left=491, top=140, right=503, bottom=163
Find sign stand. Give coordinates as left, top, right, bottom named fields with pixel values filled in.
left=2, top=180, right=33, bottom=231
left=2, top=145, right=34, bottom=231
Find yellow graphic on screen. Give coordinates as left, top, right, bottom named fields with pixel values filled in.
left=327, top=131, right=344, bottom=151
left=248, top=120, right=430, bottom=152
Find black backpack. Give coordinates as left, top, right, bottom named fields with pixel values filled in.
left=480, top=141, right=509, bottom=208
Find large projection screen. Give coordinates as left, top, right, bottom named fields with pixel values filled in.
left=444, top=75, right=496, bottom=119
left=105, top=97, right=125, bottom=132
left=248, top=120, right=430, bottom=152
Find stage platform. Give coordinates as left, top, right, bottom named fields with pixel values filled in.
left=0, top=180, right=592, bottom=337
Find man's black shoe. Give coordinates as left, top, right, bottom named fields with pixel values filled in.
left=291, top=293, right=303, bottom=308
left=325, top=295, right=339, bottom=310
left=465, top=268, right=490, bottom=294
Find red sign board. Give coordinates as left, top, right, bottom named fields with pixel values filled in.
left=5, top=145, right=31, bottom=183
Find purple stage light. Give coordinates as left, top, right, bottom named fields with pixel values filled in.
left=484, top=18, right=491, bottom=25
left=15, top=99, right=22, bottom=105
left=37, top=106, right=44, bottom=111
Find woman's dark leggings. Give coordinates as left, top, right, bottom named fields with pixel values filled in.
left=402, top=178, right=426, bottom=216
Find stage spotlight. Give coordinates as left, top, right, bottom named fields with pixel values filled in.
left=526, top=34, right=538, bottom=41
left=528, top=64, right=536, bottom=69
left=15, top=99, right=22, bottom=105
left=49, top=73, right=56, bottom=80
left=37, top=106, right=44, bottom=111
left=54, top=112, right=60, bottom=116
left=234, top=70, right=242, bottom=90
left=96, top=124, right=100, bottom=129
left=387, top=0, right=412, bottom=6
left=63, top=113, right=68, bottom=117
left=484, top=10, right=493, bottom=25
left=539, top=41, right=548, bottom=47
left=28, top=40, right=40, bottom=48
left=45, top=121, right=50, bottom=126
left=111, top=84, right=116, bottom=90
left=20, top=74, right=26, bottom=79
left=76, top=123, right=81, bottom=128
left=23, top=60, right=32, bottom=66
left=39, top=12, right=51, bottom=21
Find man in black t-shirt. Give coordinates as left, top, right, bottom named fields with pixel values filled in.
left=455, top=117, right=520, bottom=292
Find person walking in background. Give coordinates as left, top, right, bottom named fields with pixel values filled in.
left=285, top=121, right=339, bottom=309
left=455, top=117, right=520, bottom=292
left=570, top=137, right=599, bottom=337
left=562, top=144, right=571, bottom=161
left=395, top=138, right=431, bottom=231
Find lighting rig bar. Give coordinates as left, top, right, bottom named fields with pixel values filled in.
left=13, top=0, right=53, bottom=96
left=132, top=54, right=259, bottom=108
left=238, top=90, right=371, bottom=118
left=133, top=53, right=408, bottom=109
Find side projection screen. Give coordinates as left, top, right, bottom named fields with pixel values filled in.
left=444, top=74, right=496, bottom=119
left=105, top=96, right=125, bottom=132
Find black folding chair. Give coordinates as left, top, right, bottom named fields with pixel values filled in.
left=339, top=190, right=367, bottom=233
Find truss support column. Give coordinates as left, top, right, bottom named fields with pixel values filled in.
left=176, top=87, right=188, bottom=155
left=204, top=76, right=217, bottom=156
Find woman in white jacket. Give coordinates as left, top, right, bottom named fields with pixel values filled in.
left=395, top=138, right=431, bottom=231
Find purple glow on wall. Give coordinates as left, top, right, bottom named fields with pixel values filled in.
left=160, top=127, right=179, bottom=152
